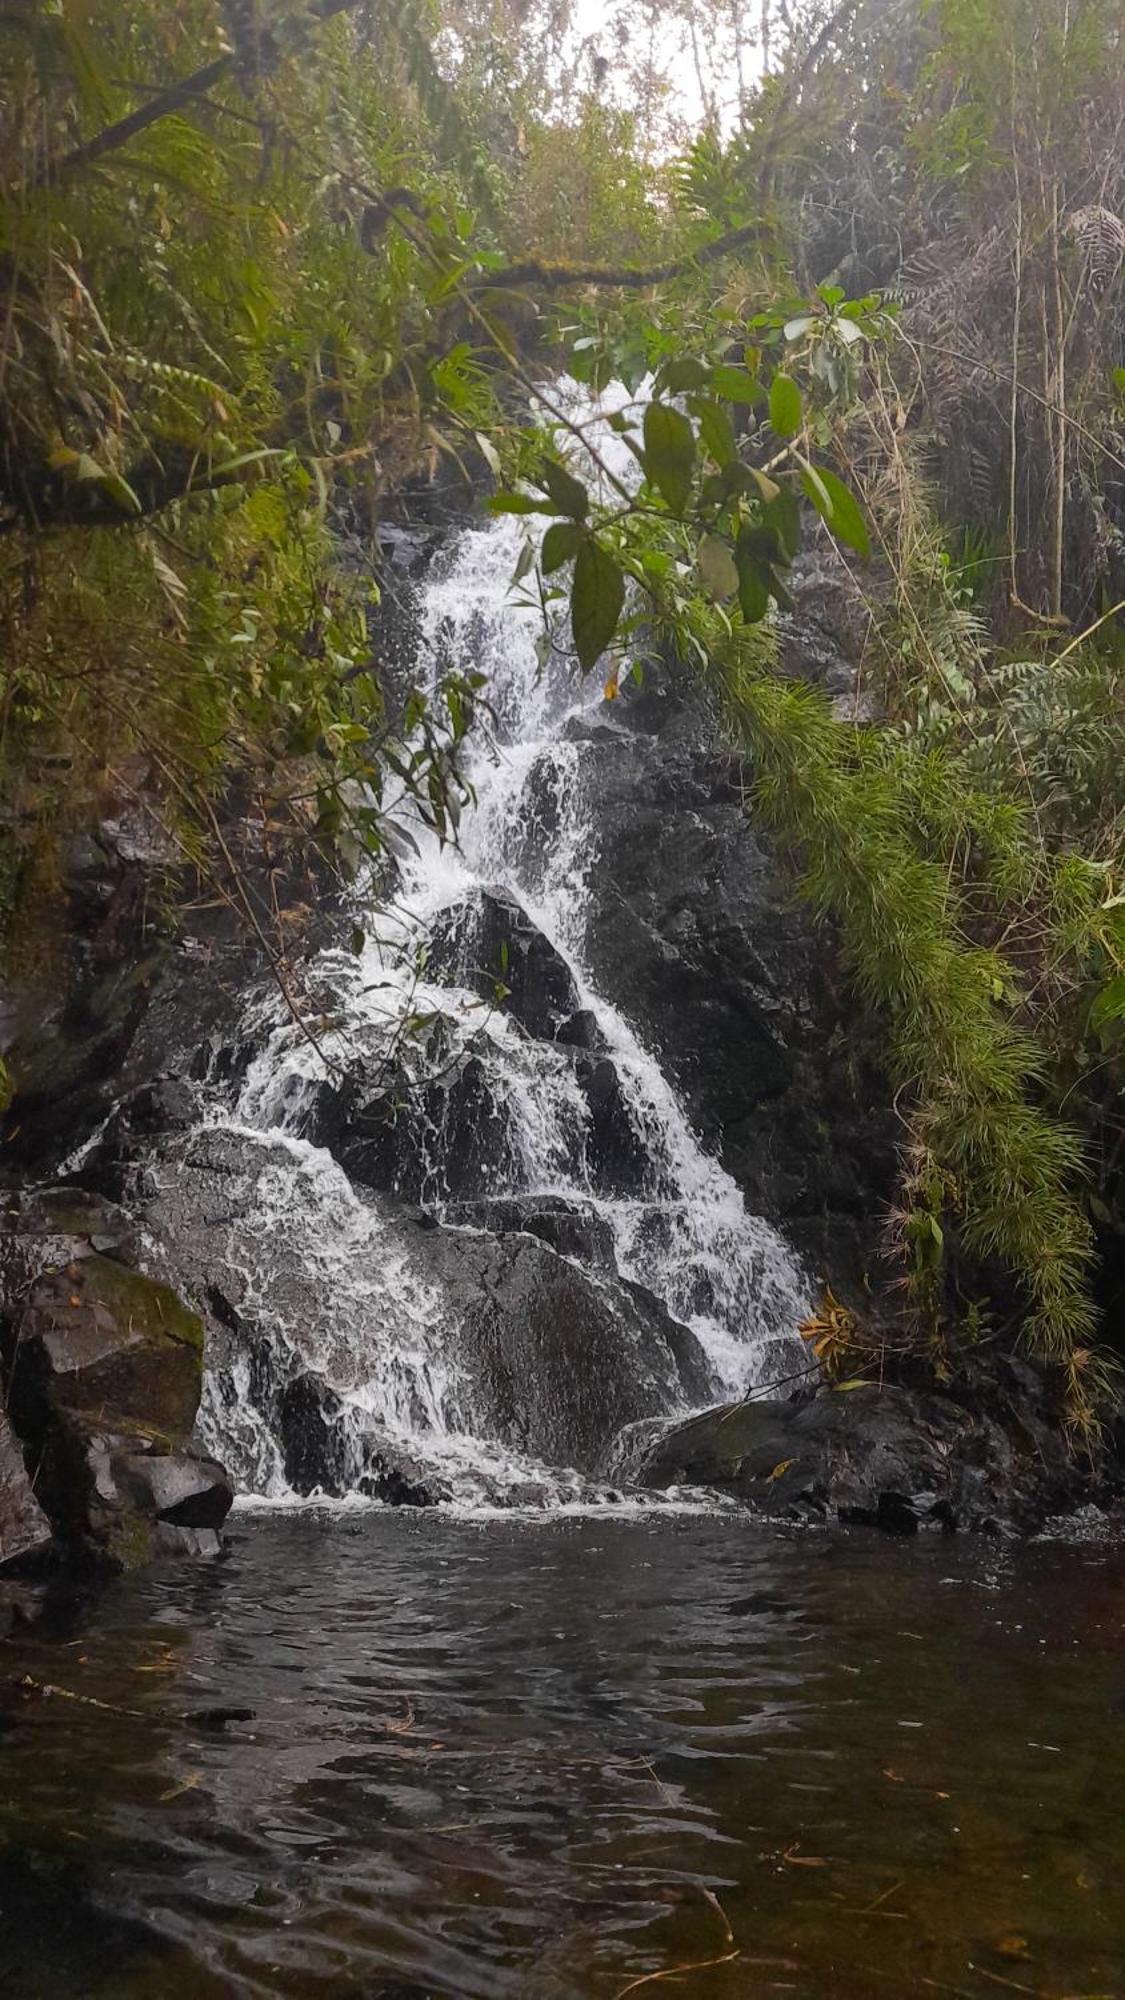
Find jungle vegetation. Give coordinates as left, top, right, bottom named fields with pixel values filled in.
left=1, top=0, right=1123, bottom=1424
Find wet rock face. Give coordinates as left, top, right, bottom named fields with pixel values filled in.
left=308, top=1040, right=517, bottom=1206
left=429, top=886, right=581, bottom=1040
left=438, top=1195, right=618, bottom=1268
left=278, top=1373, right=440, bottom=1505
left=0, top=1191, right=232, bottom=1567
left=421, top=1225, right=713, bottom=1472
left=638, top=1369, right=1083, bottom=1534
left=95, top=1123, right=713, bottom=1488
left=575, top=679, right=897, bottom=1283
left=0, top=1412, right=51, bottom=1571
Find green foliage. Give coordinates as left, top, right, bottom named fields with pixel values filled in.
left=0, top=0, right=516, bottom=935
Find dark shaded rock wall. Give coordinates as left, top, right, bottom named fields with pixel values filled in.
left=574, top=680, right=898, bottom=1287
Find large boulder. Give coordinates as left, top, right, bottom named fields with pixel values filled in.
left=0, top=1190, right=232, bottom=1566
left=637, top=1371, right=1083, bottom=1533
left=308, top=1035, right=517, bottom=1204
left=419, top=1224, right=713, bottom=1471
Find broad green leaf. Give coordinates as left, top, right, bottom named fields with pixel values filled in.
left=536, top=457, right=589, bottom=520
left=642, top=400, right=695, bottom=515
left=747, top=465, right=781, bottom=506
left=660, top=357, right=709, bottom=393
left=97, top=470, right=142, bottom=515
left=489, top=493, right=556, bottom=515
left=769, top=372, right=802, bottom=438
left=475, top=431, right=502, bottom=478
left=709, top=364, right=763, bottom=403
left=736, top=548, right=770, bottom=623
left=763, top=485, right=802, bottom=560
left=693, top=397, right=737, bottom=468
left=571, top=538, right=625, bottom=672
left=1089, top=974, right=1125, bottom=1033
left=799, top=462, right=871, bottom=556
left=696, top=533, right=739, bottom=601
left=541, top=520, right=583, bottom=574
left=799, top=460, right=834, bottom=515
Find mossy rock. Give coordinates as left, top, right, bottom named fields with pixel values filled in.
left=9, top=1254, right=202, bottom=1446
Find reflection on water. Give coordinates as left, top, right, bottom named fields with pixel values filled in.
left=1, top=1513, right=1122, bottom=1999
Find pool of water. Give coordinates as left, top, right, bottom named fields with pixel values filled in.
left=1, top=1512, right=1122, bottom=1999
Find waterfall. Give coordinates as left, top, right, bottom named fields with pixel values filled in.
left=189, top=385, right=812, bottom=1506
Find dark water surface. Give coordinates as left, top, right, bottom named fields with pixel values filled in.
left=1, top=1511, right=1122, bottom=1999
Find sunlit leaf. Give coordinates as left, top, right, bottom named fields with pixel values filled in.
left=769, top=372, right=802, bottom=438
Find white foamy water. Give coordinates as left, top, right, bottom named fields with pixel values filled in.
left=197, top=385, right=811, bottom=1505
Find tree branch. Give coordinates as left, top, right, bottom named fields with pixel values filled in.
left=41, top=0, right=366, bottom=187
left=1, top=440, right=271, bottom=531
left=469, top=219, right=774, bottom=294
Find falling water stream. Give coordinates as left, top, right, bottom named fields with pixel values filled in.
left=191, top=385, right=810, bottom=1505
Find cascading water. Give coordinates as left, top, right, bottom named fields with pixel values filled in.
left=189, top=384, right=812, bottom=1506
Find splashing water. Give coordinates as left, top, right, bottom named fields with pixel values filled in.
left=196, top=385, right=811, bottom=1504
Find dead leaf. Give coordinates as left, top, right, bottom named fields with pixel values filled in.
left=767, top=1457, right=797, bottom=1483
left=783, top=1845, right=828, bottom=1868
left=992, top=1936, right=1030, bottom=1959
left=159, top=1772, right=202, bottom=1803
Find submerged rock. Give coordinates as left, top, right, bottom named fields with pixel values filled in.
left=638, top=1374, right=1083, bottom=1533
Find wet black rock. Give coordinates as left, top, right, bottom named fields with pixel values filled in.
left=278, top=1372, right=442, bottom=1505
left=115, top=1451, right=233, bottom=1529
left=554, top=1008, right=606, bottom=1052
left=419, top=1223, right=713, bottom=1472
left=438, top=1194, right=617, bottom=1267
left=572, top=1051, right=651, bottom=1195
left=638, top=1372, right=1083, bottom=1534
left=577, top=672, right=897, bottom=1285
left=308, top=1037, right=516, bottom=1204
left=429, top=886, right=581, bottom=1040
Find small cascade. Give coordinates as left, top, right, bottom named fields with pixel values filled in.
left=186, top=384, right=812, bottom=1506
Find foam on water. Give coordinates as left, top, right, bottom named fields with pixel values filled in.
left=198, top=383, right=811, bottom=1506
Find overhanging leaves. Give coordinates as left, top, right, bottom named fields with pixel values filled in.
left=571, top=537, right=625, bottom=672
left=642, top=400, right=695, bottom=515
